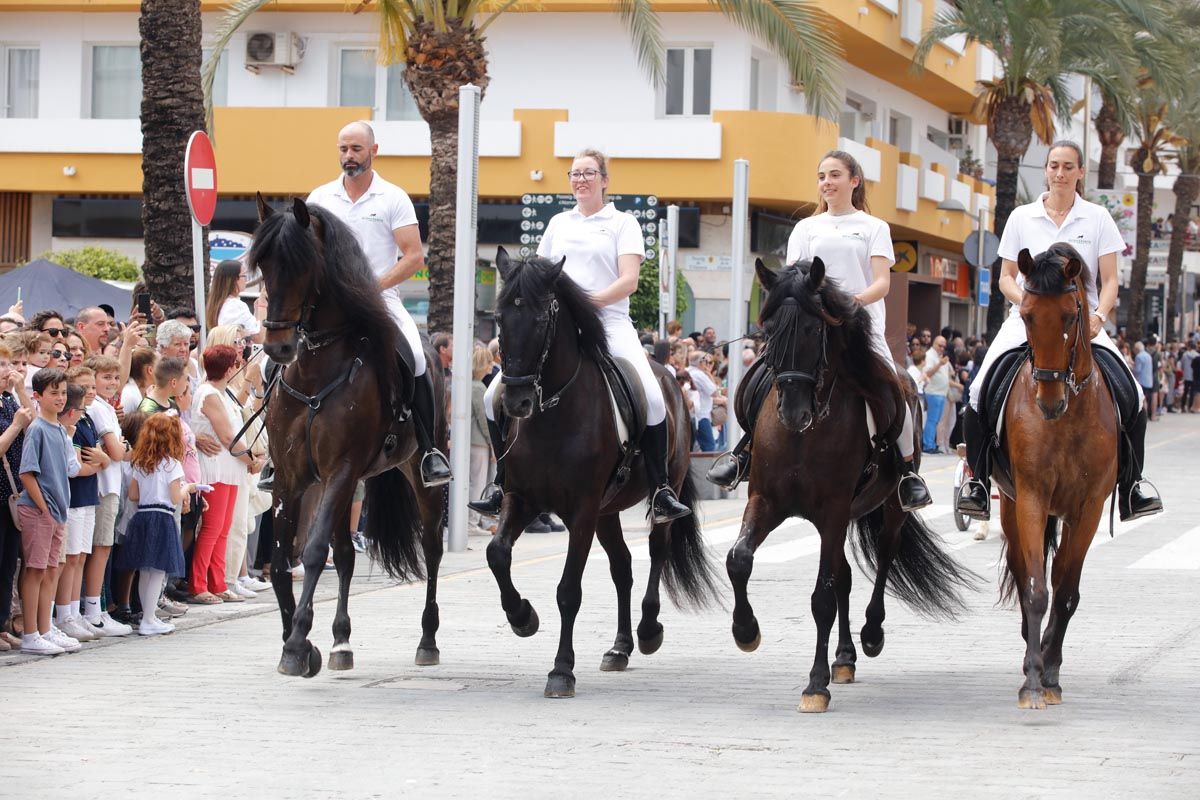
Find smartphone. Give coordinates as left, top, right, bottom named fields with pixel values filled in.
left=136, top=292, right=152, bottom=317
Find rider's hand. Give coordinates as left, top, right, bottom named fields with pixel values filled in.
left=1089, top=313, right=1103, bottom=339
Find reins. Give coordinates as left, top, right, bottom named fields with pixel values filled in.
left=500, top=296, right=582, bottom=412
left=763, top=296, right=839, bottom=434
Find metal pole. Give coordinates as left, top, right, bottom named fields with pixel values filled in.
left=191, top=219, right=207, bottom=350
left=447, top=84, right=481, bottom=554
left=666, top=204, right=679, bottom=333
left=658, top=214, right=670, bottom=339
left=975, top=207, right=985, bottom=338
left=1082, top=77, right=1092, bottom=181
left=726, top=160, right=749, bottom=448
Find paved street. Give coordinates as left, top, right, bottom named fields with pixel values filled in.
left=2, top=415, right=1198, bottom=799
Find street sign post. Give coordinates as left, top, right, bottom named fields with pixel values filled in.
left=185, top=131, right=218, bottom=348
left=726, top=160, right=749, bottom=449
left=978, top=267, right=991, bottom=308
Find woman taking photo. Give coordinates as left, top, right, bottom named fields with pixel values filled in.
left=958, top=140, right=1162, bottom=522
left=472, top=149, right=691, bottom=524
left=708, top=150, right=932, bottom=511
left=206, top=260, right=264, bottom=344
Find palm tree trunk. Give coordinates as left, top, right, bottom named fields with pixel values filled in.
left=1166, top=162, right=1199, bottom=339
left=1095, top=95, right=1124, bottom=191
left=425, top=115, right=458, bottom=334
left=987, top=95, right=1035, bottom=340
left=1128, top=146, right=1157, bottom=340
left=139, top=0, right=206, bottom=311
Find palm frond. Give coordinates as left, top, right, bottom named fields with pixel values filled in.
left=707, top=0, right=843, bottom=121
left=372, top=0, right=419, bottom=64
left=202, top=0, right=275, bottom=135
left=474, top=0, right=532, bottom=34
left=614, top=0, right=665, bottom=86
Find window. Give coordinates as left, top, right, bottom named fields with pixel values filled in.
left=888, top=111, right=912, bottom=150
left=840, top=94, right=876, bottom=143
left=385, top=63, right=420, bottom=120
left=202, top=48, right=229, bottom=107
left=947, top=115, right=969, bottom=152
left=662, top=46, right=712, bottom=117
left=748, top=53, right=777, bottom=112
left=2, top=46, right=38, bottom=118
left=338, top=47, right=376, bottom=107
left=90, top=45, right=141, bottom=119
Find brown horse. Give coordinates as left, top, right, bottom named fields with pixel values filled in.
left=995, top=245, right=1118, bottom=709
left=728, top=258, right=973, bottom=713
left=249, top=196, right=447, bottom=678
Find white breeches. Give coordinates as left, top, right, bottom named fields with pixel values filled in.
left=865, top=313, right=915, bottom=458
left=967, top=312, right=1135, bottom=410
left=484, top=315, right=667, bottom=426
left=384, top=290, right=426, bottom=377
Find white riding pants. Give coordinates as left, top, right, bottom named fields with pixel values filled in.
left=484, top=315, right=667, bottom=426
left=384, top=289, right=426, bottom=377
left=967, top=310, right=1135, bottom=411
left=863, top=307, right=916, bottom=459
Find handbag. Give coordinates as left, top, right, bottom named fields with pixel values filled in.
left=3, top=455, right=21, bottom=532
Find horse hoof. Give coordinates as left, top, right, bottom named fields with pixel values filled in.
left=733, top=620, right=762, bottom=652
left=277, top=649, right=306, bottom=677
left=600, top=650, right=630, bottom=672
left=510, top=603, right=540, bottom=638
left=637, top=627, right=664, bottom=655
left=798, top=691, right=831, bottom=713
left=302, top=645, right=322, bottom=679
left=1043, top=684, right=1063, bottom=705
left=328, top=648, right=354, bottom=671
left=544, top=672, right=576, bottom=698
left=414, top=647, right=441, bottom=667
left=1017, top=688, right=1046, bottom=710
left=860, top=626, right=884, bottom=658
left=831, top=664, right=856, bottom=684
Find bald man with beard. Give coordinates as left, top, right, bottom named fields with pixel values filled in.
left=75, top=307, right=113, bottom=354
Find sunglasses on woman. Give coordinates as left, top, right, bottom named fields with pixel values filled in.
left=44, top=329, right=66, bottom=338
left=51, top=349, right=68, bottom=359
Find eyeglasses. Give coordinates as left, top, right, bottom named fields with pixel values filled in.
left=51, top=350, right=68, bottom=359
left=567, top=169, right=602, bottom=181
left=45, top=329, right=66, bottom=338
left=185, top=324, right=201, bottom=332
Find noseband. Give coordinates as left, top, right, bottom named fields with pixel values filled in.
left=1023, top=278, right=1092, bottom=403
left=500, top=296, right=581, bottom=412
left=263, top=301, right=346, bottom=351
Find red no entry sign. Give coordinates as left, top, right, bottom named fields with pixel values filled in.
left=184, top=131, right=218, bottom=226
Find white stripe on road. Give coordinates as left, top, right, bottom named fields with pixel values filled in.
left=1129, top=525, right=1200, bottom=570
left=1090, top=511, right=1167, bottom=548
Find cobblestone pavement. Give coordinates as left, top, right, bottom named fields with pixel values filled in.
left=2, top=415, right=1198, bottom=799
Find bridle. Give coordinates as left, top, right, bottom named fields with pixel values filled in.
left=499, top=295, right=581, bottom=412
left=1023, top=276, right=1093, bottom=405
left=763, top=296, right=840, bottom=434
left=262, top=300, right=347, bottom=352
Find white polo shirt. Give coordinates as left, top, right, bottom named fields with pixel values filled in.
left=307, top=171, right=419, bottom=280
left=997, top=193, right=1125, bottom=315
left=536, top=202, right=645, bottom=322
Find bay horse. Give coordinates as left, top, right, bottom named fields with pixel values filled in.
left=995, top=245, right=1118, bottom=709
left=249, top=196, right=446, bottom=678
left=729, top=258, right=974, bottom=713
left=487, top=249, right=718, bottom=698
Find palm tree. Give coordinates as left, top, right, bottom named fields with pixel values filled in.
left=205, top=0, right=844, bottom=333
left=141, top=0, right=206, bottom=310
left=913, top=0, right=1171, bottom=339
left=1163, top=78, right=1200, bottom=340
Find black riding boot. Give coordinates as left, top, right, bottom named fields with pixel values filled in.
left=956, top=405, right=991, bottom=520
left=412, top=371, right=452, bottom=488
left=1119, top=408, right=1163, bottom=521
left=467, top=417, right=506, bottom=516
left=706, top=433, right=751, bottom=490
left=641, top=422, right=691, bottom=524
left=897, top=456, right=933, bottom=512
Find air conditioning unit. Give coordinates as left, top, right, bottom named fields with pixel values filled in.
left=245, top=32, right=303, bottom=71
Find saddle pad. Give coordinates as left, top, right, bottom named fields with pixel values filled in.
left=980, top=345, right=1030, bottom=439
left=734, top=357, right=773, bottom=431
left=599, top=355, right=648, bottom=447
left=1092, top=345, right=1141, bottom=426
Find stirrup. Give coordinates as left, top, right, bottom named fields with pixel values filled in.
left=956, top=478, right=991, bottom=521
left=1119, top=479, right=1163, bottom=522
left=419, top=449, right=452, bottom=488
left=648, top=485, right=691, bottom=525
left=705, top=451, right=747, bottom=490
left=897, top=472, right=932, bottom=513
left=467, top=484, right=503, bottom=515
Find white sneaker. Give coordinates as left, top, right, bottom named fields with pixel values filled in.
left=21, top=634, right=64, bottom=656
left=240, top=575, right=271, bottom=592
left=88, top=612, right=133, bottom=637
left=78, top=615, right=106, bottom=639
left=230, top=582, right=257, bottom=599
left=290, top=563, right=305, bottom=580
left=138, top=617, right=175, bottom=636
left=44, top=626, right=82, bottom=652
left=57, top=616, right=97, bottom=642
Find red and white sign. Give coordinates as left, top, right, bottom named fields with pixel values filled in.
left=184, top=131, right=218, bottom=226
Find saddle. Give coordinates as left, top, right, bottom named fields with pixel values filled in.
left=597, top=354, right=648, bottom=504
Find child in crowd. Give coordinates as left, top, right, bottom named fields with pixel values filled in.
left=113, top=413, right=192, bottom=636
left=138, top=357, right=185, bottom=415
left=0, top=341, right=33, bottom=651
left=21, top=331, right=52, bottom=393
left=81, top=354, right=132, bottom=636
left=169, top=379, right=204, bottom=601
left=53, top=377, right=110, bottom=642
left=121, top=347, right=158, bottom=415
left=17, top=368, right=82, bottom=655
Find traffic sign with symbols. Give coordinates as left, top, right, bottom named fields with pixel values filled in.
left=978, top=266, right=991, bottom=308
left=185, top=131, right=218, bottom=226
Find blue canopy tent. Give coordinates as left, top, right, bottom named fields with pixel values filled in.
left=0, top=259, right=134, bottom=321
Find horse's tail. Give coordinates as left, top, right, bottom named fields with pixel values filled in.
left=852, top=506, right=976, bottom=619
left=660, top=470, right=721, bottom=609
left=363, top=467, right=425, bottom=582
left=998, top=515, right=1059, bottom=606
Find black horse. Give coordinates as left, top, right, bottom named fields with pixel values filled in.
left=727, top=258, right=974, bottom=712
left=249, top=197, right=447, bottom=677
left=486, top=249, right=718, bottom=698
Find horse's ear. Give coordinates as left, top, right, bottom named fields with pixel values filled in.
left=1064, top=256, right=1082, bottom=281
left=495, top=246, right=515, bottom=280
left=548, top=256, right=566, bottom=281
left=292, top=197, right=310, bottom=229
left=754, top=258, right=777, bottom=291
left=256, top=192, right=274, bottom=223
left=1017, top=248, right=1034, bottom=276
left=809, top=256, right=826, bottom=288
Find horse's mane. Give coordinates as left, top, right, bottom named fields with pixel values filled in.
left=497, top=255, right=610, bottom=363
left=1025, top=242, right=1091, bottom=294
left=763, top=260, right=904, bottom=414
left=249, top=203, right=403, bottom=392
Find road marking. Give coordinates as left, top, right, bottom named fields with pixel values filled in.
left=1090, top=510, right=1167, bottom=549
left=1129, top=525, right=1200, bottom=570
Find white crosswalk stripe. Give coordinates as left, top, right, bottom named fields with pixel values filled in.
left=1129, top=525, right=1200, bottom=570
